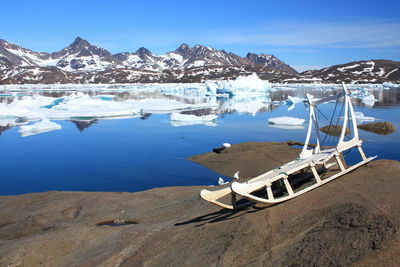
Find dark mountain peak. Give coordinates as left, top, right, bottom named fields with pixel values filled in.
left=193, top=44, right=214, bottom=52
left=175, top=43, right=192, bottom=55
left=193, top=44, right=205, bottom=49
left=178, top=43, right=190, bottom=49
left=246, top=52, right=297, bottom=74
left=246, top=52, right=274, bottom=60
left=134, top=47, right=152, bottom=57
left=113, top=52, right=130, bottom=62
left=69, top=37, right=91, bottom=49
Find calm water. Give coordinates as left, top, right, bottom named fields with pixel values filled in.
left=0, top=86, right=399, bottom=195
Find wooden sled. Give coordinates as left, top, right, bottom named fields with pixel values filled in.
left=200, top=82, right=377, bottom=209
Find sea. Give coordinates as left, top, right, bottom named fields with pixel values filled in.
left=0, top=85, right=399, bottom=195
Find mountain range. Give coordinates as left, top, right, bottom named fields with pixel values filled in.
left=0, top=37, right=399, bottom=84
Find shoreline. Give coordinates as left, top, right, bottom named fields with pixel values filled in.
left=1, top=142, right=399, bottom=266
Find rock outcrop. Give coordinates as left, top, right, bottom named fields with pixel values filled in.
left=0, top=142, right=399, bottom=266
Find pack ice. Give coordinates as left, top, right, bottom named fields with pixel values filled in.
left=0, top=93, right=218, bottom=121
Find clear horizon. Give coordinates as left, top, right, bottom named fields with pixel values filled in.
left=1, top=0, right=400, bottom=72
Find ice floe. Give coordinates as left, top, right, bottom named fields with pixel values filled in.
left=382, top=82, right=399, bottom=88
left=170, top=113, right=218, bottom=127
left=354, top=111, right=375, bottom=121
left=0, top=93, right=218, bottom=121
left=340, top=111, right=375, bottom=122
left=18, top=119, right=61, bottom=137
left=268, top=124, right=305, bottom=130
left=268, top=116, right=305, bottom=126
left=170, top=113, right=217, bottom=122
left=218, top=177, right=229, bottom=185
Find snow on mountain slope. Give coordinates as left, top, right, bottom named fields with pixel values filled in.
left=49, top=37, right=118, bottom=72
left=0, top=39, right=50, bottom=67
left=1, top=37, right=399, bottom=84
left=0, top=37, right=119, bottom=73
left=0, top=37, right=296, bottom=79
left=246, top=53, right=297, bottom=75
left=294, top=60, right=400, bottom=83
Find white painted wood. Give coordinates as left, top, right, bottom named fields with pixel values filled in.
left=200, top=82, right=377, bottom=209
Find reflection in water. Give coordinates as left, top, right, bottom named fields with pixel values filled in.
left=71, top=120, right=99, bottom=132
left=0, top=85, right=399, bottom=136
left=0, top=84, right=399, bottom=195
left=0, top=124, right=12, bottom=136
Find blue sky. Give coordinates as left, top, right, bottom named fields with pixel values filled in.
left=1, top=0, right=399, bottom=71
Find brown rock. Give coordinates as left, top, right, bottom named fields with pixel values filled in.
left=0, top=142, right=399, bottom=266
left=319, top=125, right=350, bottom=136
left=358, top=122, right=396, bottom=135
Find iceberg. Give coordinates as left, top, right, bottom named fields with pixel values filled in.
left=354, top=111, right=375, bottom=121
left=205, top=73, right=271, bottom=96
left=361, top=94, right=377, bottom=107
left=350, top=88, right=377, bottom=107
left=268, top=116, right=305, bottom=126
left=18, top=119, right=62, bottom=137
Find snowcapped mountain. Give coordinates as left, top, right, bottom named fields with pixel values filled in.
left=0, top=37, right=399, bottom=84
left=50, top=37, right=118, bottom=72
left=0, top=37, right=118, bottom=73
left=0, top=39, right=50, bottom=67
left=114, top=43, right=284, bottom=71
left=246, top=53, right=297, bottom=74
left=293, top=60, right=400, bottom=83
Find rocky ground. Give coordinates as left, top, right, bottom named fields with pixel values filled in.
left=0, top=142, right=399, bottom=266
